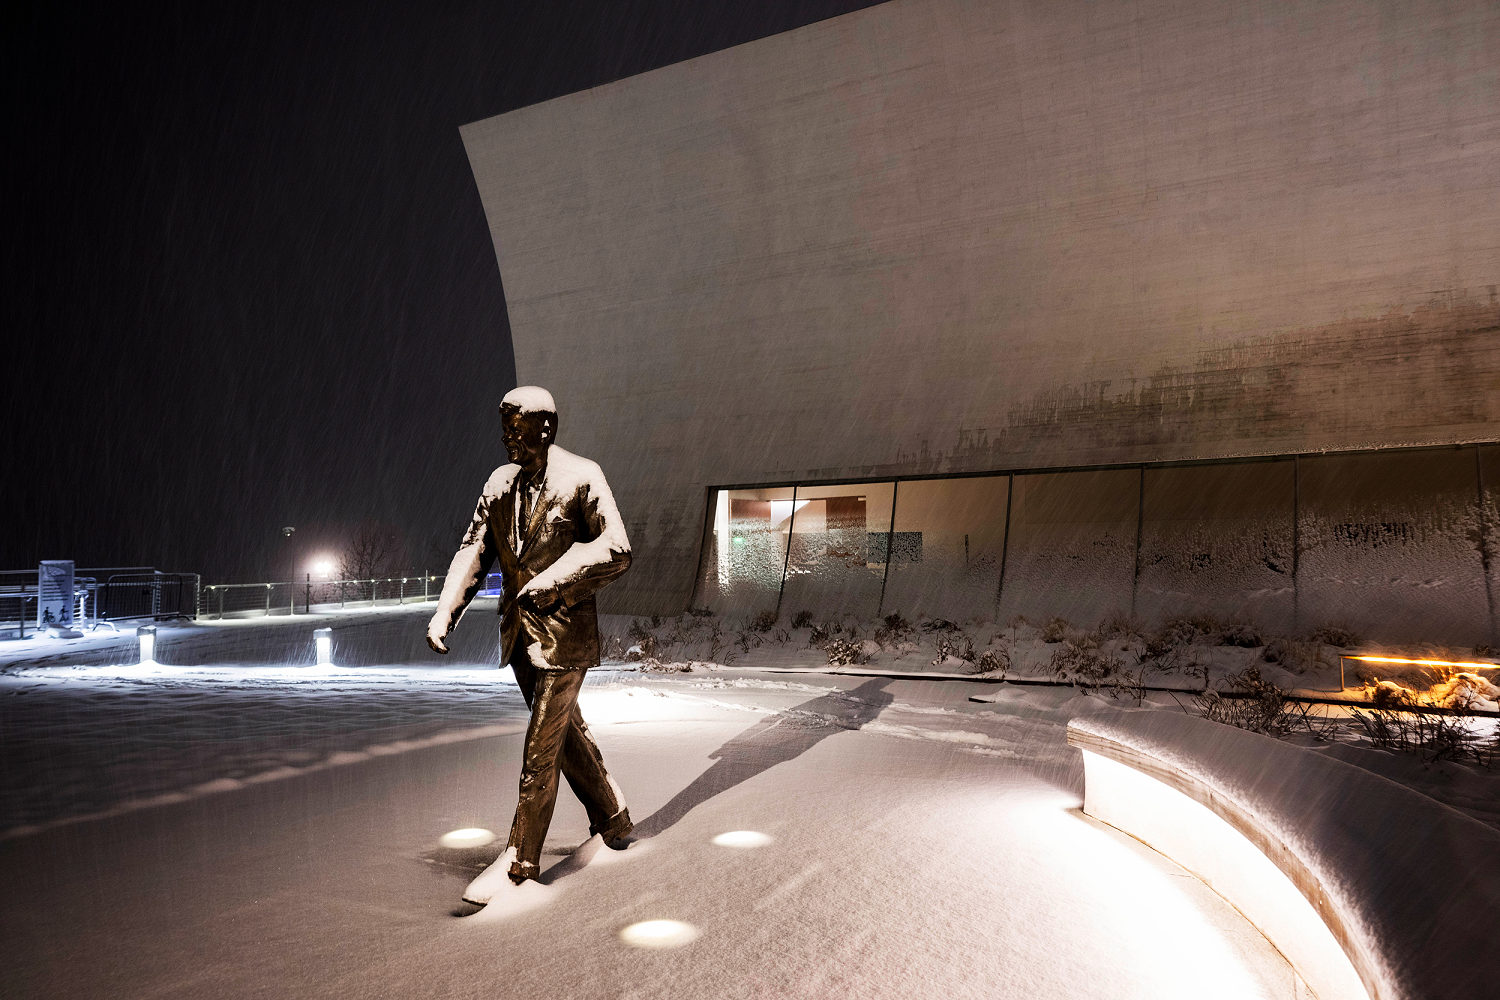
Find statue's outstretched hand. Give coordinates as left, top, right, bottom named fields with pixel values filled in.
left=426, top=619, right=449, bottom=654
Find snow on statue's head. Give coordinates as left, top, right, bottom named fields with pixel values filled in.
left=499, top=386, right=559, bottom=443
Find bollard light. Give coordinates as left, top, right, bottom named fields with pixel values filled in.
left=314, top=627, right=333, bottom=666
left=137, top=624, right=157, bottom=665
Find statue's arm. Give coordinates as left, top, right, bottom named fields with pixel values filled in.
left=427, top=479, right=502, bottom=649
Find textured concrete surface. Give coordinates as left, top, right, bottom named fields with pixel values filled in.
left=461, top=0, right=1500, bottom=618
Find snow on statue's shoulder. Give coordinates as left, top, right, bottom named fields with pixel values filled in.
left=543, top=445, right=603, bottom=490
left=484, top=463, right=520, bottom=497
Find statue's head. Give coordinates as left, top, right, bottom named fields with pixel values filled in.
left=499, top=386, right=558, bottom=469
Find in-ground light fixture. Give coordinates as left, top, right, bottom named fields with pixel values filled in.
left=137, top=624, right=156, bottom=665
left=314, top=627, right=333, bottom=666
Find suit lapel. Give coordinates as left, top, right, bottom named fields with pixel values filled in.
left=500, top=477, right=520, bottom=558
left=520, top=483, right=551, bottom=555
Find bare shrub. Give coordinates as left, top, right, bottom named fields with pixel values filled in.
left=708, top=627, right=739, bottom=666
left=637, top=658, right=695, bottom=673
left=1349, top=694, right=1495, bottom=765
left=748, top=610, right=778, bottom=633
left=734, top=629, right=762, bottom=655
left=1145, top=617, right=1204, bottom=658
left=790, top=609, right=814, bottom=630
left=975, top=648, right=1009, bottom=676
left=1093, top=617, right=1144, bottom=642
left=1309, top=625, right=1359, bottom=648
left=1262, top=638, right=1320, bottom=673
left=1049, top=637, right=1124, bottom=689
left=625, top=619, right=659, bottom=660
left=1040, top=617, right=1071, bottom=644
left=875, top=612, right=914, bottom=646
left=601, top=634, right=626, bottom=661
left=1050, top=637, right=1153, bottom=703
left=921, top=618, right=960, bottom=634
left=823, top=637, right=870, bottom=666
left=1218, top=622, right=1263, bottom=648
left=931, top=632, right=976, bottom=668
left=1195, top=667, right=1326, bottom=738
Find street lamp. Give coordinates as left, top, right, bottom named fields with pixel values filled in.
left=307, top=557, right=336, bottom=614
left=282, top=526, right=296, bottom=615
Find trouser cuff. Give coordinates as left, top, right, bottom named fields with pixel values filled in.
left=590, top=807, right=633, bottom=845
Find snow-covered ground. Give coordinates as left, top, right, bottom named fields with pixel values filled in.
left=0, top=604, right=1493, bottom=998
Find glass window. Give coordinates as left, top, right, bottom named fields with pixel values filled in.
left=998, top=469, right=1138, bottom=628
left=778, top=482, right=895, bottom=622
left=1136, top=462, right=1295, bottom=631
left=695, top=487, right=795, bottom=619
left=881, top=476, right=1010, bottom=621
left=1298, top=451, right=1488, bottom=645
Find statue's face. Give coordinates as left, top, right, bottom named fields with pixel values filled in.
left=502, top=409, right=550, bottom=468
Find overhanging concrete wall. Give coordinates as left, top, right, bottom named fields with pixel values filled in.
left=462, top=0, right=1500, bottom=620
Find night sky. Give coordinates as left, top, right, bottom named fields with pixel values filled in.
left=6, top=1, right=882, bottom=583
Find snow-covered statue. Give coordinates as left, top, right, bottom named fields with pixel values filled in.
left=427, top=385, right=633, bottom=902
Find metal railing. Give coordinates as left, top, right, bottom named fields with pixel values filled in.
left=199, top=573, right=469, bottom=619
left=2, top=568, right=199, bottom=638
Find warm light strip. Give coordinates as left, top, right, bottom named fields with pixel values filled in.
left=1349, top=655, right=1497, bottom=670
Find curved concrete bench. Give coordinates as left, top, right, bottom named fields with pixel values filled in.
left=1067, top=710, right=1499, bottom=1000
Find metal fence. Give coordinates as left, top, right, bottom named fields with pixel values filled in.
left=199, top=573, right=471, bottom=619
left=2, top=568, right=200, bottom=638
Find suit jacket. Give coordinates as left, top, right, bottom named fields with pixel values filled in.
left=432, top=445, right=631, bottom=670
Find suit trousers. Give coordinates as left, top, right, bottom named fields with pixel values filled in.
left=506, top=647, right=627, bottom=877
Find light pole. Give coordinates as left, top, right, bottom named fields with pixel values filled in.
left=282, top=526, right=296, bottom=614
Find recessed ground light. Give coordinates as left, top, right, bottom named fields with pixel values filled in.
left=439, top=827, right=496, bottom=849
left=711, top=830, right=774, bottom=848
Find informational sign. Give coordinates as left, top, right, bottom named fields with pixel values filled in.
left=38, top=560, right=75, bottom=627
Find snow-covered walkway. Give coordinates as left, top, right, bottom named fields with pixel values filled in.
left=1, top=642, right=1309, bottom=998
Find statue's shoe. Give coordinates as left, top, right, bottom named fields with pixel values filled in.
left=463, top=846, right=532, bottom=905
left=590, top=807, right=634, bottom=849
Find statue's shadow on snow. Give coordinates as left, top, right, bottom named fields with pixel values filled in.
left=631, top=677, right=895, bottom=840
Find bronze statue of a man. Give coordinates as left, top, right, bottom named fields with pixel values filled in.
left=427, top=385, right=633, bottom=903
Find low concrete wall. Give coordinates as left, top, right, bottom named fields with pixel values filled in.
left=1068, top=710, right=1500, bottom=1000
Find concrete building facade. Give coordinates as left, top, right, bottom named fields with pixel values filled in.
left=461, top=0, right=1500, bottom=644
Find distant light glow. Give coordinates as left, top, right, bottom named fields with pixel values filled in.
left=137, top=625, right=156, bottom=665
left=619, top=919, right=700, bottom=949
left=310, top=557, right=336, bottom=578
left=439, top=827, right=496, bottom=849
left=314, top=628, right=332, bottom=666
left=1349, top=655, right=1497, bottom=670
left=711, top=830, right=773, bottom=849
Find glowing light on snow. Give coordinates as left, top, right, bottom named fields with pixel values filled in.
left=137, top=625, right=156, bottom=665
left=1338, top=652, right=1498, bottom=689
left=314, top=628, right=333, bottom=666
left=310, top=557, right=336, bottom=578
left=619, top=919, right=700, bottom=949
left=439, top=828, right=496, bottom=849
left=1348, top=654, right=1496, bottom=670
left=1079, top=750, right=1368, bottom=1000
left=711, top=830, right=773, bottom=849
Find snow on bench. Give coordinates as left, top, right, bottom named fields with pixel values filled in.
left=1067, top=710, right=1499, bottom=1000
